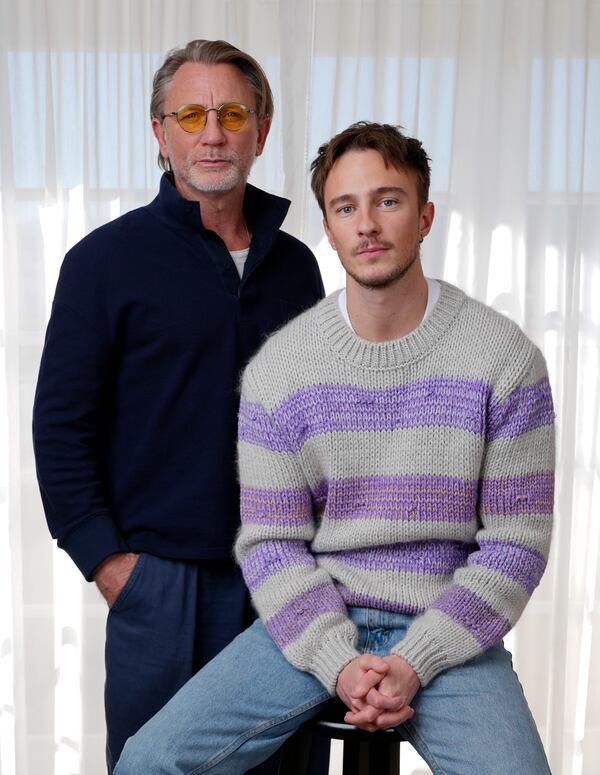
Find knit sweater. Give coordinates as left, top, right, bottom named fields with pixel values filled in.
left=33, top=173, right=324, bottom=580
left=235, top=282, right=555, bottom=694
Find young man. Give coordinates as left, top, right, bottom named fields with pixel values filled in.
left=115, top=122, right=554, bottom=774
left=32, top=39, right=323, bottom=772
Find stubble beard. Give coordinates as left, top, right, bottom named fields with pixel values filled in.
left=344, top=241, right=421, bottom=290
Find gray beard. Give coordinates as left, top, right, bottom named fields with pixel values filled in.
left=175, top=151, right=254, bottom=194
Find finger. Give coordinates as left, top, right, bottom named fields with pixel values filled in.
left=365, top=687, right=405, bottom=710
left=344, top=712, right=379, bottom=732
left=351, top=668, right=387, bottom=699
left=356, top=654, right=390, bottom=674
left=344, top=704, right=380, bottom=726
left=345, top=695, right=368, bottom=713
left=374, top=705, right=415, bottom=730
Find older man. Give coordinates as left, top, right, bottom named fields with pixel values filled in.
left=32, top=39, right=323, bottom=771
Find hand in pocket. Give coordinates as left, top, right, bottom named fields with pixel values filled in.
left=94, top=552, right=140, bottom=607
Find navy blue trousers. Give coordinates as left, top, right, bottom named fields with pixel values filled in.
left=104, top=553, right=276, bottom=774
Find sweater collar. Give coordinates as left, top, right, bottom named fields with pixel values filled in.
left=148, top=172, right=291, bottom=244
left=314, top=281, right=466, bottom=369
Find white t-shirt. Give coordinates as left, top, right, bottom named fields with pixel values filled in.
left=338, top=278, right=441, bottom=333
left=230, top=248, right=250, bottom=279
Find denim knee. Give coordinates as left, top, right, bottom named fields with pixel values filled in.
left=114, top=737, right=155, bottom=775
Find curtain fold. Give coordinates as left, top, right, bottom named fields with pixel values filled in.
left=1, top=1, right=598, bottom=773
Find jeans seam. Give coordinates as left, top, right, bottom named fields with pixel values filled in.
left=187, top=690, right=331, bottom=774
left=399, top=720, right=446, bottom=775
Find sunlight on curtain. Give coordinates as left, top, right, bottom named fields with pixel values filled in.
left=0, top=312, right=17, bottom=773
left=1, top=1, right=599, bottom=773
left=53, top=550, right=83, bottom=775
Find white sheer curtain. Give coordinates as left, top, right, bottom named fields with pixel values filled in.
left=1, top=1, right=599, bottom=773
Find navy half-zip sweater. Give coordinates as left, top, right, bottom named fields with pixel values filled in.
left=32, top=173, right=324, bottom=580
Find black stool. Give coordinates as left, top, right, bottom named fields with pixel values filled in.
left=278, top=701, right=403, bottom=774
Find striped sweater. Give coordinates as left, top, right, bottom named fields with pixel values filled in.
left=235, top=282, right=555, bottom=694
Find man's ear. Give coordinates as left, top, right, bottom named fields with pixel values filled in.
left=255, top=117, right=271, bottom=157
left=323, top=217, right=337, bottom=252
left=419, top=201, right=435, bottom=239
left=152, top=117, right=169, bottom=164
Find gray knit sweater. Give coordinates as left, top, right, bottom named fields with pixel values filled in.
left=235, top=282, right=555, bottom=694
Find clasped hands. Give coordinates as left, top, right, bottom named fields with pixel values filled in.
left=335, top=653, right=420, bottom=732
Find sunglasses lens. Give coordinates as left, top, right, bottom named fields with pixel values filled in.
left=176, top=105, right=207, bottom=132
left=218, top=103, right=249, bottom=131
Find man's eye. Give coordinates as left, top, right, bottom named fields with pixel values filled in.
left=381, top=199, right=397, bottom=207
left=338, top=205, right=354, bottom=215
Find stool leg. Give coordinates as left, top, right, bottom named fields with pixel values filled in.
left=340, top=737, right=401, bottom=775
left=341, top=738, right=362, bottom=775
left=278, top=727, right=332, bottom=775
left=368, top=738, right=400, bottom=774
left=277, top=726, right=311, bottom=775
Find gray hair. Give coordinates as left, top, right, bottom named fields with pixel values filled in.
left=151, top=39, right=274, bottom=171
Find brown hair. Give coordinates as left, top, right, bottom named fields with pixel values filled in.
left=310, top=122, right=431, bottom=215
left=150, top=39, right=274, bottom=171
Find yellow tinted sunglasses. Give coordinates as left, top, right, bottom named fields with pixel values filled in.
left=161, top=102, right=258, bottom=133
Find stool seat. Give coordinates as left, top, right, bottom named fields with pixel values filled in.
left=278, top=701, right=403, bottom=774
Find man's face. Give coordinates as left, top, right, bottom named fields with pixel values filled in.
left=152, top=62, right=270, bottom=200
left=322, top=149, right=434, bottom=290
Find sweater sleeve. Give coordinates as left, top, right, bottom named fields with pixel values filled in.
left=391, top=346, right=555, bottom=685
left=32, top=257, right=129, bottom=581
left=235, top=365, right=360, bottom=693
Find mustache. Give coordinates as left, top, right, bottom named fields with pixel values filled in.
left=196, top=151, right=238, bottom=162
left=353, top=240, right=394, bottom=256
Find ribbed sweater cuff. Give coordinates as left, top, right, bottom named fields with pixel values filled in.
left=60, top=512, right=130, bottom=581
left=391, top=622, right=450, bottom=687
left=309, top=635, right=361, bottom=695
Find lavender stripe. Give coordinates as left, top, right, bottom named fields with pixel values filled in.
left=241, top=540, right=314, bottom=592
left=241, top=486, right=313, bottom=527
left=468, top=539, right=546, bottom=594
left=266, top=582, right=347, bottom=649
left=320, top=541, right=472, bottom=575
left=433, top=585, right=511, bottom=649
left=239, top=400, right=293, bottom=452
left=240, top=378, right=490, bottom=452
left=336, top=584, right=423, bottom=615
left=325, top=475, right=478, bottom=523
left=479, top=471, right=554, bottom=516
left=487, top=377, right=554, bottom=440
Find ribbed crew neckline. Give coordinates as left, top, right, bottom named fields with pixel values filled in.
left=313, top=280, right=466, bottom=370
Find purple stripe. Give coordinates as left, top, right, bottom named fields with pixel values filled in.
left=320, top=541, right=472, bottom=575
left=241, top=486, right=313, bottom=527
left=242, top=476, right=478, bottom=525
left=487, top=378, right=554, bottom=440
left=433, top=585, right=511, bottom=649
left=265, top=583, right=347, bottom=649
left=336, top=584, right=423, bottom=615
left=239, top=400, right=293, bottom=452
left=241, top=541, right=314, bottom=592
left=325, top=475, right=478, bottom=523
left=468, top=540, right=546, bottom=594
left=240, top=378, right=490, bottom=452
left=479, top=472, right=554, bottom=516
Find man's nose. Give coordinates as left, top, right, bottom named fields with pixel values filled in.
left=357, top=208, right=381, bottom=236
left=199, top=110, right=227, bottom=144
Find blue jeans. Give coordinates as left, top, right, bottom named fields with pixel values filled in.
left=115, top=608, right=551, bottom=775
